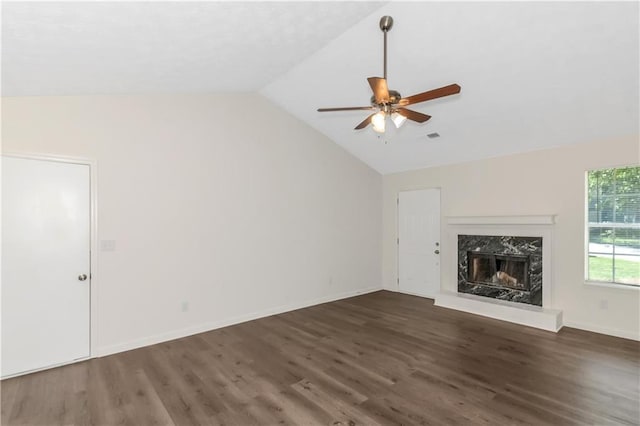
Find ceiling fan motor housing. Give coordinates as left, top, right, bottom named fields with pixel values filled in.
left=371, top=90, right=402, bottom=108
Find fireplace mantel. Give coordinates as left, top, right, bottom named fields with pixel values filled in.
left=446, top=215, right=556, bottom=225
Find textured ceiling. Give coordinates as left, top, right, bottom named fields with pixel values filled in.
left=1, top=1, right=385, bottom=95
left=262, top=2, right=640, bottom=173
left=3, top=2, right=639, bottom=174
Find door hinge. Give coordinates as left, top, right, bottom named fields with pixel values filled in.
left=397, top=198, right=399, bottom=205
left=397, top=278, right=399, bottom=284
left=397, top=237, right=399, bottom=244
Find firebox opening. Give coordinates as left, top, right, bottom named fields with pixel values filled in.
left=467, top=251, right=530, bottom=291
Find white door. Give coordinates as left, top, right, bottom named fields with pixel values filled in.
left=398, top=189, right=441, bottom=298
left=2, top=156, right=91, bottom=377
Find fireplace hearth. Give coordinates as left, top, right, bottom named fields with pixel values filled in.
left=458, top=235, right=542, bottom=306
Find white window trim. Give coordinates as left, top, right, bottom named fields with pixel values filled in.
left=585, top=165, right=640, bottom=288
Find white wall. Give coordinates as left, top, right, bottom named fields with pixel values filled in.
left=383, top=136, right=640, bottom=340
left=2, top=94, right=383, bottom=355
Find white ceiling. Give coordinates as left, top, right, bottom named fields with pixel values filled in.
left=1, top=1, right=385, bottom=94
left=3, top=2, right=639, bottom=174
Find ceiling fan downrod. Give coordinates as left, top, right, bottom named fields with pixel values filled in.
left=379, top=16, right=393, bottom=81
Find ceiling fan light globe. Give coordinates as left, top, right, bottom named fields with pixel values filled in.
left=391, top=112, right=407, bottom=128
left=371, top=111, right=386, bottom=133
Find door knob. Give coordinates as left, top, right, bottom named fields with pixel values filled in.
left=78, top=274, right=88, bottom=281
left=434, top=250, right=440, bottom=254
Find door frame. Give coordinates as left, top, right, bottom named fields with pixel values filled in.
left=396, top=187, right=442, bottom=296
left=2, top=151, right=99, bottom=364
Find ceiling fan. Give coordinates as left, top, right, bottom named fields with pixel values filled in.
left=317, top=16, right=461, bottom=134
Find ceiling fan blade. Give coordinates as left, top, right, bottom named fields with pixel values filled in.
left=396, top=108, right=431, bottom=123
left=355, top=113, right=376, bottom=130
left=399, top=83, right=461, bottom=106
left=318, top=106, right=376, bottom=112
left=368, top=77, right=390, bottom=104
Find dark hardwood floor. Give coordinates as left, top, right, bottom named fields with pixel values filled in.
left=2, top=291, right=639, bottom=425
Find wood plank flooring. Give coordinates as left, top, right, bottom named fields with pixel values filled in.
left=2, top=291, right=639, bottom=425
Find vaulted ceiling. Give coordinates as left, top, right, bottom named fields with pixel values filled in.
left=3, top=1, right=638, bottom=174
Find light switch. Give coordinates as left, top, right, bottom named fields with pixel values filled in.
left=100, top=240, right=116, bottom=251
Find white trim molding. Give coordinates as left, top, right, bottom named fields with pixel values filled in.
left=563, top=320, right=640, bottom=342
left=446, top=215, right=556, bottom=225
left=97, top=286, right=383, bottom=357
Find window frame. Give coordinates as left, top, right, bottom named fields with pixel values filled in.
left=585, top=164, right=640, bottom=288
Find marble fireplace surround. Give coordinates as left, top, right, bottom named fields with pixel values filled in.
left=435, top=215, right=563, bottom=332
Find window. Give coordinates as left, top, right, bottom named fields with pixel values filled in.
left=587, top=166, right=640, bottom=286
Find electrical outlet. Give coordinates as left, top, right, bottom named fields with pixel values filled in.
left=181, top=301, right=189, bottom=312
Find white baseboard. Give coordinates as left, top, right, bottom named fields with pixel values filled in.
left=397, top=290, right=437, bottom=300
left=434, top=291, right=563, bottom=332
left=1, top=356, right=91, bottom=380
left=97, top=286, right=383, bottom=357
left=562, top=320, right=640, bottom=341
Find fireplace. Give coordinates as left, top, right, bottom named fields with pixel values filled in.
left=467, top=252, right=530, bottom=290
left=437, top=216, right=559, bottom=331
left=458, top=235, right=542, bottom=306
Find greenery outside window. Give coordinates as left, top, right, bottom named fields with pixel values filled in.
left=587, top=166, right=640, bottom=286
